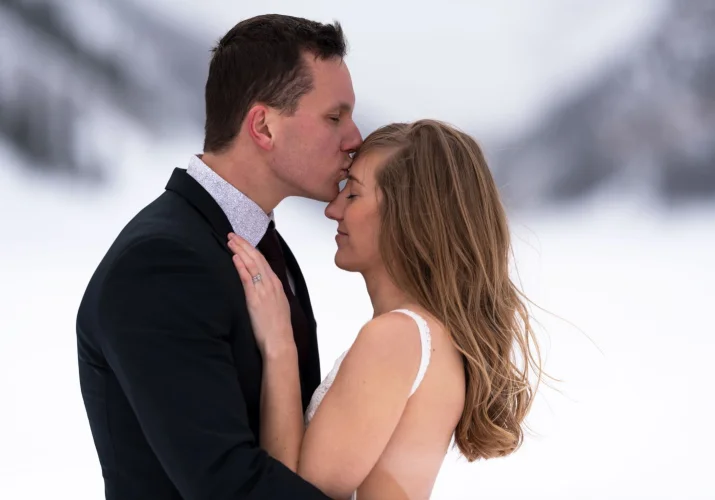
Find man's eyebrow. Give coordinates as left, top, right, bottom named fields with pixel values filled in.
left=333, top=102, right=353, bottom=113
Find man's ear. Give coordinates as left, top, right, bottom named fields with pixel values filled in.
left=245, top=104, right=275, bottom=151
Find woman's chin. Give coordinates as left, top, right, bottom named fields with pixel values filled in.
left=334, top=252, right=357, bottom=272
left=334, top=252, right=346, bottom=270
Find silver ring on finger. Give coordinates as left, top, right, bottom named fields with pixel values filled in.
left=251, top=273, right=262, bottom=285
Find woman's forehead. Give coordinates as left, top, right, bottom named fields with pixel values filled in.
left=351, top=149, right=388, bottom=183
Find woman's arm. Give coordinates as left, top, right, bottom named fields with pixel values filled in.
left=297, top=313, right=422, bottom=499
left=260, top=343, right=303, bottom=471
left=229, top=233, right=305, bottom=471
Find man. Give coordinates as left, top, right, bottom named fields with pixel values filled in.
left=76, top=14, right=362, bottom=499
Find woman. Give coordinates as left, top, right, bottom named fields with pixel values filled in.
left=228, top=119, right=543, bottom=499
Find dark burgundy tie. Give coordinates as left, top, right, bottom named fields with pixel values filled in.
left=256, top=221, right=313, bottom=409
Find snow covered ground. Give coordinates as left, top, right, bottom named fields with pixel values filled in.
left=1, top=139, right=712, bottom=499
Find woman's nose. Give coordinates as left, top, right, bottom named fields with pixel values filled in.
left=325, top=193, right=345, bottom=221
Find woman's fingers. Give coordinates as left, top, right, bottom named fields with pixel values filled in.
left=229, top=233, right=273, bottom=270
left=232, top=255, right=254, bottom=289
left=226, top=233, right=294, bottom=354
left=228, top=235, right=263, bottom=283
left=235, top=234, right=272, bottom=268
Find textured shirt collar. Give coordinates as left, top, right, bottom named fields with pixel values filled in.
left=186, top=155, right=272, bottom=247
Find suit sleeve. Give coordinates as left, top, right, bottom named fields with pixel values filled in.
left=98, top=236, right=331, bottom=500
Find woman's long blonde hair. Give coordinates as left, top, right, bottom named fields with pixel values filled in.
left=359, top=119, right=543, bottom=461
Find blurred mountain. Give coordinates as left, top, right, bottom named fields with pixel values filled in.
left=492, top=0, right=715, bottom=209
left=0, top=0, right=208, bottom=181
left=2, top=0, right=713, bottom=209
left=0, top=0, right=381, bottom=184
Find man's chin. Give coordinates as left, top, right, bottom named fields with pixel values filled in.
left=315, top=186, right=339, bottom=203
left=296, top=184, right=338, bottom=203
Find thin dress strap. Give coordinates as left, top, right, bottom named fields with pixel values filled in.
left=391, top=309, right=432, bottom=396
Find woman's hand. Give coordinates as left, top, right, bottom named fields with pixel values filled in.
left=228, top=233, right=294, bottom=356
left=229, top=233, right=304, bottom=471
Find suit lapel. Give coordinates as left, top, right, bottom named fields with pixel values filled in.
left=165, top=168, right=234, bottom=254
left=166, top=167, right=322, bottom=392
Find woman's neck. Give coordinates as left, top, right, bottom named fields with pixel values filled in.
left=362, top=266, right=411, bottom=318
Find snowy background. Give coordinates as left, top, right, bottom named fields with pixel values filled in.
left=1, top=0, right=714, bottom=498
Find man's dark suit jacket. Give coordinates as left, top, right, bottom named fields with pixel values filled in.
left=76, top=168, right=329, bottom=499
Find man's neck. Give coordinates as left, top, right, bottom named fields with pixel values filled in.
left=200, top=151, right=283, bottom=214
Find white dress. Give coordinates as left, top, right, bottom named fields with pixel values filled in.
left=304, top=309, right=433, bottom=500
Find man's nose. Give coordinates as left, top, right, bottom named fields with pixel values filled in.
left=343, top=121, right=363, bottom=153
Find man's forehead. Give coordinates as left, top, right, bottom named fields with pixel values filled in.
left=301, top=55, right=355, bottom=111
left=308, top=56, right=352, bottom=84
